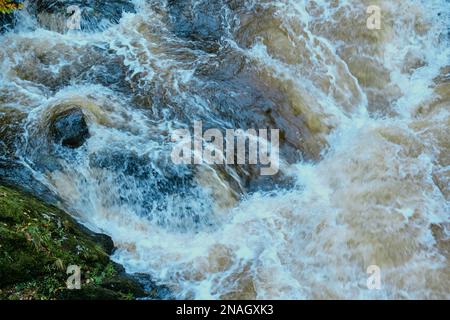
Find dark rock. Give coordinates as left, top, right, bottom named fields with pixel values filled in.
left=0, top=160, right=61, bottom=205
left=76, top=224, right=115, bottom=255
left=0, top=107, right=62, bottom=204
left=56, top=286, right=129, bottom=300
left=0, top=12, right=15, bottom=33
left=0, top=0, right=22, bottom=33
left=133, top=273, right=174, bottom=299
left=13, top=43, right=131, bottom=94
left=0, top=184, right=164, bottom=300
left=0, top=185, right=108, bottom=288
left=100, top=275, right=146, bottom=298
left=167, top=0, right=225, bottom=42
left=30, top=0, right=135, bottom=32
left=50, top=108, right=90, bottom=148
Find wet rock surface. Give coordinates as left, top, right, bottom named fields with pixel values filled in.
left=0, top=184, right=163, bottom=300
left=0, top=0, right=23, bottom=32
left=0, top=109, right=60, bottom=204
left=50, top=108, right=90, bottom=148
left=0, top=161, right=60, bottom=205
left=31, top=0, right=135, bottom=32
left=167, top=0, right=225, bottom=42
left=0, top=11, right=14, bottom=33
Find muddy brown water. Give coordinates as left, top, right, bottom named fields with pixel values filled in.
left=0, top=0, right=449, bottom=299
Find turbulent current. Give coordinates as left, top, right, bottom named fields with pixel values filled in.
left=0, top=0, right=449, bottom=299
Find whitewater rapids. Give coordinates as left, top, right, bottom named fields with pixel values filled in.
left=0, top=0, right=448, bottom=299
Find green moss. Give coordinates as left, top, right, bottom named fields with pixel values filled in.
left=0, top=185, right=147, bottom=300
left=0, top=1, right=23, bottom=14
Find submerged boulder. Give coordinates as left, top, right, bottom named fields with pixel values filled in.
left=50, top=108, right=90, bottom=148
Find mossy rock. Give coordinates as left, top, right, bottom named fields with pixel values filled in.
left=0, top=185, right=147, bottom=300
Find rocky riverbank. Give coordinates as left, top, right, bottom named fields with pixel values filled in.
left=0, top=184, right=166, bottom=300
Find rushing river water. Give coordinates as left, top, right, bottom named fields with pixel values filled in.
left=0, top=0, right=449, bottom=299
